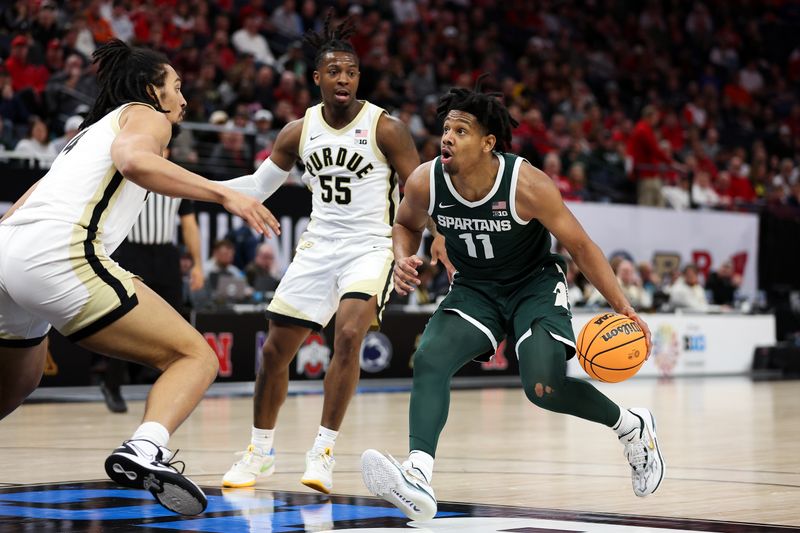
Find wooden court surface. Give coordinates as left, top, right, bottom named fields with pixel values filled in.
left=1, top=376, right=799, bottom=528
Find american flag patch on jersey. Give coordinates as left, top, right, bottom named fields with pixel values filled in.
left=355, top=129, right=368, bottom=138
left=492, top=201, right=507, bottom=210
left=492, top=200, right=507, bottom=217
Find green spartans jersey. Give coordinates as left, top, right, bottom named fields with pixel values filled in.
left=428, top=153, right=554, bottom=282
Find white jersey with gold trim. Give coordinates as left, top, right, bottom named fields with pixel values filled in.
left=298, top=101, right=398, bottom=241
left=3, top=103, right=148, bottom=255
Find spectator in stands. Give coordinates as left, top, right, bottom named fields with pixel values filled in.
left=44, top=53, right=96, bottom=128
left=628, top=105, right=673, bottom=207
left=774, top=158, right=798, bottom=187
left=271, top=0, right=303, bottom=44
left=667, top=264, right=709, bottom=311
left=231, top=15, right=276, bottom=68
left=31, top=2, right=63, bottom=56
left=705, top=260, right=741, bottom=307
left=0, top=66, right=30, bottom=126
left=245, top=242, right=281, bottom=294
left=50, top=114, right=82, bottom=153
left=5, top=35, right=50, bottom=94
left=206, top=122, right=253, bottom=178
left=662, top=175, right=691, bottom=210
left=727, top=155, right=756, bottom=205
left=543, top=152, right=571, bottom=197
left=108, top=1, right=134, bottom=43
left=691, top=170, right=720, bottom=209
left=253, top=108, right=275, bottom=153
left=13, top=115, right=57, bottom=168
left=0, top=118, right=16, bottom=152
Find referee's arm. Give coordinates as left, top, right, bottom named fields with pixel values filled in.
left=179, top=205, right=204, bottom=291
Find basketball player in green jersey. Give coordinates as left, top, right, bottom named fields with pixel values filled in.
left=361, top=83, right=664, bottom=521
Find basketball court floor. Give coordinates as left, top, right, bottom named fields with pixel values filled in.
left=1, top=376, right=799, bottom=532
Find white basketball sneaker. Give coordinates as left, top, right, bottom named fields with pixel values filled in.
left=619, top=408, right=665, bottom=496
left=301, top=447, right=335, bottom=494
left=361, top=449, right=437, bottom=522
left=222, top=445, right=276, bottom=488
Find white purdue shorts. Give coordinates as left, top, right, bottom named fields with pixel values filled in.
left=0, top=221, right=138, bottom=347
left=266, top=234, right=394, bottom=330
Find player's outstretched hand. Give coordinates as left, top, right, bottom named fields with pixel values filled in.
left=394, top=255, right=423, bottom=296
left=430, top=234, right=455, bottom=283
left=620, top=306, right=652, bottom=359
left=222, top=191, right=281, bottom=237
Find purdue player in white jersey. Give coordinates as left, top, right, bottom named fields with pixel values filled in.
left=0, top=40, right=279, bottom=515
left=221, top=15, right=448, bottom=493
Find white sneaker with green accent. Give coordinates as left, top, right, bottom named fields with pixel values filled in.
left=222, top=445, right=275, bottom=488
left=301, top=447, right=335, bottom=494
left=620, top=408, right=665, bottom=497
left=361, top=449, right=437, bottom=522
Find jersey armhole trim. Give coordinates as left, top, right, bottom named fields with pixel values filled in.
left=370, top=107, right=389, bottom=164
left=510, top=156, right=530, bottom=225
left=298, top=107, right=314, bottom=156
left=113, top=102, right=157, bottom=134
left=427, top=158, right=437, bottom=216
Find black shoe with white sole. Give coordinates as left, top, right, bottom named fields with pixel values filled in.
left=104, top=439, right=208, bottom=515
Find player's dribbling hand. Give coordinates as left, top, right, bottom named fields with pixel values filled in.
left=394, top=255, right=423, bottom=296
left=620, top=306, right=652, bottom=359
left=430, top=234, right=455, bottom=283
left=223, top=192, right=281, bottom=237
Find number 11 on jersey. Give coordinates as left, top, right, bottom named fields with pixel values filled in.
left=458, top=233, right=494, bottom=259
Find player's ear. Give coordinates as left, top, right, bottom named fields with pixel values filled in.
left=313, top=70, right=320, bottom=87
left=483, top=133, right=496, bottom=153
left=147, top=84, right=161, bottom=105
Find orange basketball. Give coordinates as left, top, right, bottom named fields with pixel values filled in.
left=576, top=313, right=647, bottom=383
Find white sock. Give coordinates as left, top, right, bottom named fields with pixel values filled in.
left=312, top=426, right=338, bottom=453
left=130, top=421, right=170, bottom=456
left=408, top=450, right=434, bottom=483
left=613, top=408, right=642, bottom=440
left=251, top=426, right=275, bottom=453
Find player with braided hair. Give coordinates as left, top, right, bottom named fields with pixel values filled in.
left=220, top=12, right=446, bottom=493
left=0, top=39, right=279, bottom=515
left=361, top=80, right=664, bottom=521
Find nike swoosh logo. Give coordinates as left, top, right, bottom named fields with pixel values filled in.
left=438, top=202, right=455, bottom=209
left=648, top=438, right=655, bottom=450
left=310, top=133, right=323, bottom=141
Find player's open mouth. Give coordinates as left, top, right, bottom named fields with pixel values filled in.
left=334, top=90, right=350, bottom=102
left=441, top=147, right=453, bottom=164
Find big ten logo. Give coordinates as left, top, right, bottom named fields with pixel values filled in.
left=682, top=326, right=706, bottom=352
left=296, top=332, right=330, bottom=378
left=360, top=332, right=393, bottom=373
left=481, top=339, right=508, bottom=371
left=204, top=332, right=234, bottom=377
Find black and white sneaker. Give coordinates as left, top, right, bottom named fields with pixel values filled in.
left=104, top=439, right=207, bottom=515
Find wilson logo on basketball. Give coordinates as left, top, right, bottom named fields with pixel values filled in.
left=601, top=322, right=642, bottom=342
left=593, top=312, right=616, bottom=326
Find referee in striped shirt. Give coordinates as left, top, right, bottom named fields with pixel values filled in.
left=97, top=192, right=204, bottom=413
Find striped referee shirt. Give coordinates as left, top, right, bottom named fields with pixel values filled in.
left=127, top=193, right=194, bottom=245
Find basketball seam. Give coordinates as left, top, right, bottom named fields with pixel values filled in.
left=589, top=334, right=647, bottom=362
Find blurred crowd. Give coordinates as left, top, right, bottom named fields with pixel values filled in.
left=1, top=0, right=799, bottom=211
